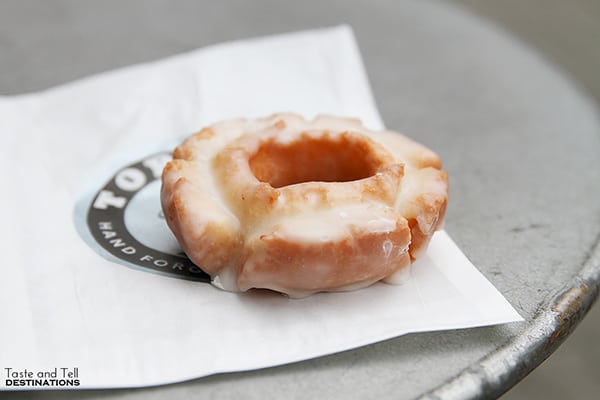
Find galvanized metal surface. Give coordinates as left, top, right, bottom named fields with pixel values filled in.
left=2, top=1, right=600, bottom=399
left=421, top=235, right=600, bottom=399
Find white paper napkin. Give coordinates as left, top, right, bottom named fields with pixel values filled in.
left=0, top=26, right=521, bottom=389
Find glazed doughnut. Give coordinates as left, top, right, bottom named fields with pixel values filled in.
left=161, top=114, right=447, bottom=297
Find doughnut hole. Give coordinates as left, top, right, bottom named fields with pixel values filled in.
left=249, top=132, right=385, bottom=188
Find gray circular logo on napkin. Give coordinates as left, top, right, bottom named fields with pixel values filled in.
left=74, top=152, right=210, bottom=282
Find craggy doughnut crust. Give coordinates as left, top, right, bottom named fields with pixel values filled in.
left=161, top=114, right=447, bottom=297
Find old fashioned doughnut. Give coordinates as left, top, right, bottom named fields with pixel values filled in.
left=161, top=114, right=447, bottom=297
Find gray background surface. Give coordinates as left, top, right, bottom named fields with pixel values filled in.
left=451, top=2, right=600, bottom=398
left=1, top=0, right=599, bottom=398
